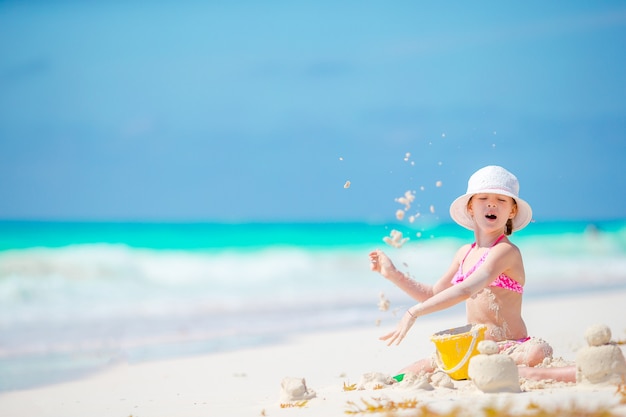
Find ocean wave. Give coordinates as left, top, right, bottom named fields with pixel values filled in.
left=0, top=230, right=624, bottom=362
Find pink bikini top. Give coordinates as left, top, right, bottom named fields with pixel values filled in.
left=450, top=234, right=523, bottom=294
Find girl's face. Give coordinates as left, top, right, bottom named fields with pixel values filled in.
left=468, top=193, right=517, bottom=230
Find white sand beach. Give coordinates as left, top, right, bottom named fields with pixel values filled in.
left=1, top=288, right=625, bottom=417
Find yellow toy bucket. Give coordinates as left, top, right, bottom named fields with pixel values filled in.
left=430, top=324, right=487, bottom=380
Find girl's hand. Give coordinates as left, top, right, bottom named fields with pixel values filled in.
left=379, top=310, right=416, bottom=346
left=368, top=249, right=397, bottom=278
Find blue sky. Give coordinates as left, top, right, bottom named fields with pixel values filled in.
left=1, top=1, right=625, bottom=222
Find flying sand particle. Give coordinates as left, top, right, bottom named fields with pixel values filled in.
left=343, top=181, right=351, bottom=189
left=378, top=293, right=390, bottom=312
left=435, top=180, right=443, bottom=187
left=395, top=190, right=415, bottom=210
left=383, top=229, right=409, bottom=248
left=395, top=209, right=405, bottom=221
left=430, top=205, right=435, bottom=214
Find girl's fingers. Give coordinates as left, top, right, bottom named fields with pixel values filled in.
left=379, top=332, right=393, bottom=341
left=389, top=332, right=402, bottom=346
left=369, top=252, right=379, bottom=271
left=380, top=330, right=401, bottom=346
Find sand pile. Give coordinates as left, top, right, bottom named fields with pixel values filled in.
left=468, top=340, right=521, bottom=393
left=576, top=324, right=626, bottom=385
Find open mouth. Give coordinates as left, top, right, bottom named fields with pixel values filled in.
left=485, top=214, right=497, bottom=220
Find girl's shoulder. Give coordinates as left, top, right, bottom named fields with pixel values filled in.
left=453, top=242, right=474, bottom=261
left=492, top=237, right=522, bottom=260
left=456, top=242, right=473, bottom=253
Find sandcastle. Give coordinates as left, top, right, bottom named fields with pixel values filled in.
left=576, top=324, right=626, bottom=385
left=280, top=377, right=316, bottom=403
left=467, top=340, right=521, bottom=393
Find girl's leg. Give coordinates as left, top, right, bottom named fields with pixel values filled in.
left=508, top=339, right=553, bottom=367
left=398, top=357, right=436, bottom=375
left=518, top=365, right=576, bottom=382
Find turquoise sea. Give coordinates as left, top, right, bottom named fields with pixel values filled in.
left=1, top=219, right=625, bottom=392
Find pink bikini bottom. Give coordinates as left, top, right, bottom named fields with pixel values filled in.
left=497, top=336, right=532, bottom=354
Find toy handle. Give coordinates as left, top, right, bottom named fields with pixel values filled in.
left=435, top=327, right=481, bottom=375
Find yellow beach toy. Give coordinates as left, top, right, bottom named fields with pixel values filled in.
left=430, top=324, right=487, bottom=380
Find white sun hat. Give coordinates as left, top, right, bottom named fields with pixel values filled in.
left=449, top=165, right=533, bottom=232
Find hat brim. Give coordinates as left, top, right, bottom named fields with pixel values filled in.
left=449, top=190, right=532, bottom=232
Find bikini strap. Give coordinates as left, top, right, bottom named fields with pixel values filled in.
left=460, top=242, right=476, bottom=264
left=491, top=234, right=506, bottom=247
left=465, top=234, right=504, bottom=259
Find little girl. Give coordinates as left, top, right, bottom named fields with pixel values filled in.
left=369, top=165, right=575, bottom=382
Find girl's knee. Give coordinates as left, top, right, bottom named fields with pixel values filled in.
left=515, top=341, right=553, bottom=367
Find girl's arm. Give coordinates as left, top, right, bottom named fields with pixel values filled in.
left=380, top=281, right=475, bottom=346
left=369, top=249, right=433, bottom=302
left=369, top=248, right=460, bottom=302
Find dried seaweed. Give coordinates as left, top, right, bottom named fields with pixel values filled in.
left=280, top=400, right=308, bottom=408
left=342, top=381, right=388, bottom=392
left=344, top=397, right=620, bottom=417
left=343, top=382, right=358, bottom=391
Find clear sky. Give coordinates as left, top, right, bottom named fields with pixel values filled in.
left=1, top=1, right=625, bottom=223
